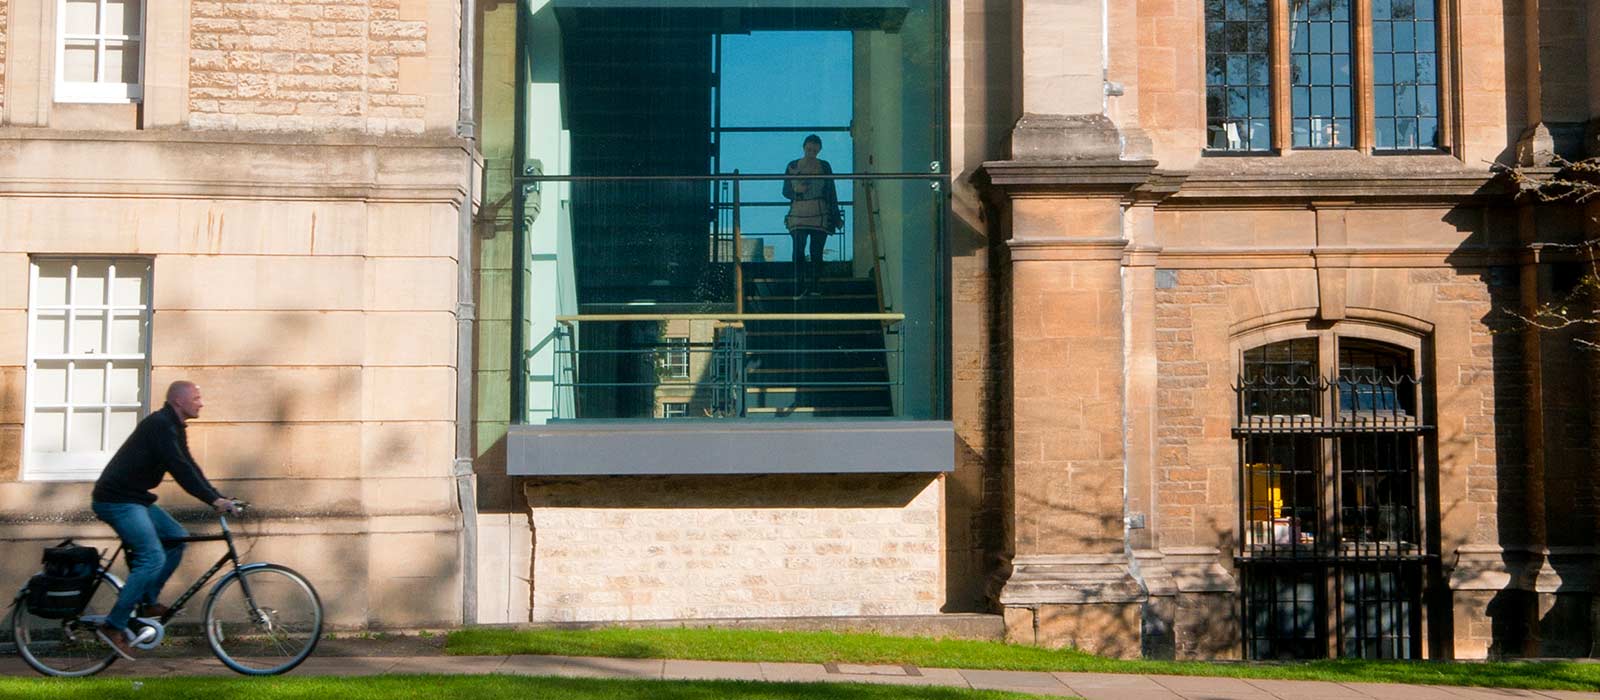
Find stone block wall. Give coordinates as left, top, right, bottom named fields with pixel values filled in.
left=0, top=135, right=471, bottom=629
left=524, top=474, right=943, bottom=622
left=1, top=0, right=8, bottom=113
left=189, top=0, right=455, bottom=134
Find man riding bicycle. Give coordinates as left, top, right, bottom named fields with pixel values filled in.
left=90, top=380, right=237, bottom=661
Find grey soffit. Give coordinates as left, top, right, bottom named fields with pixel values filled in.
left=508, top=420, right=954, bottom=476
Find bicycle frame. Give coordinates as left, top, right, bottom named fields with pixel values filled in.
left=84, top=514, right=256, bottom=626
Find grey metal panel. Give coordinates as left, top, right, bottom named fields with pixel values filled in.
left=508, top=420, right=954, bottom=476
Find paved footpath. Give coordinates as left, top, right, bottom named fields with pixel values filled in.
left=4, top=653, right=1599, bottom=700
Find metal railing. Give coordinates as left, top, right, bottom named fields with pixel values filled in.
left=549, top=313, right=904, bottom=421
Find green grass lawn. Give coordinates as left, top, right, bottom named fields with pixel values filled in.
left=0, top=675, right=1043, bottom=700
left=447, top=627, right=1600, bottom=692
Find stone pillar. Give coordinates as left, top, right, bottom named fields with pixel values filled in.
left=979, top=161, right=1156, bottom=658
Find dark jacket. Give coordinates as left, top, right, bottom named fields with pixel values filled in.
left=92, top=404, right=224, bottom=506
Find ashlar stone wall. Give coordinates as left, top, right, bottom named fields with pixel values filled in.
left=189, top=0, right=456, bottom=134
left=525, top=475, right=944, bottom=622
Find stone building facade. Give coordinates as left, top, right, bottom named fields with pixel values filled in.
left=2, top=0, right=1597, bottom=662
left=0, top=0, right=473, bottom=629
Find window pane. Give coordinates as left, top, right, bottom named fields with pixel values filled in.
left=75, top=261, right=109, bottom=305
left=33, top=363, right=68, bottom=404
left=108, top=409, right=140, bottom=447
left=1374, top=0, right=1440, bottom=150
left=69, top=410, right=105, bottom=452
left=106, top=0, right=142, bottom=36
left=109, top=362, right=142, bottom=403
left=105, top=40, right=141, bottom=84
left=72, top=363, right=106, bottom=404
left=31, top=410, right=66, bottom=452
left=72, top=312, right=107, bottom=354
left=64, top=0, right=99, bottom=35
left=63, top=40, right=99, bottom=83
left=34, top=312, right=68, bottom=355
left=111, top=260, right=149, bottom=306
left=1289, top=0, right=1352, bottom=148
left=1205, top=0, right=1271, bottom=151
left=109, top=313, right=145, bottom=354
left=35, top=261, right=70, bottom=305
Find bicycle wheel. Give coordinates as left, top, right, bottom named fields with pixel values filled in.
left=11, top=572, right=122, bottom=677
left=202, top=563, right=322, bottom=675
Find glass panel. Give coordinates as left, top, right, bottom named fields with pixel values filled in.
left=1205, top=0, right=1272, bottom=151
left=105, top=40, right=141, bottom=84
left=108, top=409, right=140, bottom=446
left=32, top=363, right=69, bottom=404
left=31, top=409, right=67, bottom=452
left=72, top=362, right=107, bottom=404
left=75, top=261, right=109, bottom=305
left=35, top=261, right=71, bottom=305
left=108, top=313, right=145, bottom=354
left=111, top=260, right=149, bottom=306
left=108, top=362, right=143, bottom=404
left=72, top=312, right=107, bottom=354
left=105, top=0, right=142, bottom=36
left=63, top=40, right=99, bottom=83
left=34, top=312, right=68, bottom=355
left=64, top=0, right=99, bottom=34
left=69, top=410, right=104, bottom=452
left=1374, top=0, right=1440, bottom=149
left=1289, top=0, right=1353, bottom=148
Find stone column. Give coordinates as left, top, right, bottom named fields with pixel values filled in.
left=980, top=162, right=1155, bottom=658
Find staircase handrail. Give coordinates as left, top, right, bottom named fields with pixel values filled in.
left=862, top=180, right=891, bottom=315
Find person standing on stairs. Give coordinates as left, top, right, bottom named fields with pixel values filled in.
left=782, top=134, right=844, bottom=297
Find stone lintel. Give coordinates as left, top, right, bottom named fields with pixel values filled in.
left=1008, top=238, right=1129, bottom=262
left=1164, top=171, right=1508, bottom=207
left=999, top=554, right=1147, bottom=606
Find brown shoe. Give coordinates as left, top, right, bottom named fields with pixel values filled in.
left=94, top=623, right=137, bottom=661
left=137, top=603, right=172, bottom=619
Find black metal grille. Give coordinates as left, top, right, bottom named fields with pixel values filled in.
left=1235, top=339, right=1429, bottom=660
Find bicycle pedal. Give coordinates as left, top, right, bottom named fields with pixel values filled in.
left=129, top=618, right=164, bottom=649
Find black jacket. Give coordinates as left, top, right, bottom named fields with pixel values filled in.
left=92, top=404, right=224, bottom=506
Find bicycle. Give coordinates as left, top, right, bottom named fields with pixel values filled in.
left=10, top=502, right=324, bottom=677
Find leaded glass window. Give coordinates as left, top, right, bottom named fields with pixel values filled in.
left=1372, top=0, right=1440, bottom=149
left=1289, top=0, right=1353, bottom=148
left=1205, top=0, right=1272, bottom=152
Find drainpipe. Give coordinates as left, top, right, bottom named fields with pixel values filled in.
left=454, top=0, right=480, bottom=626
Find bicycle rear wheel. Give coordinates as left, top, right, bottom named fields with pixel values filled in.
left=202, top=563, right=322, bottom=675
left=11, top=572, right=122, bottom=677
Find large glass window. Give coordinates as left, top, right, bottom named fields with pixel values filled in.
left=25, top=258, right=151, bottom=480
left=1289, top=0, right=1353, bottom=149
left=516, top=0, right=947, bottom=423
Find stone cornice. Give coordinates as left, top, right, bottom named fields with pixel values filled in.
left=0, top=131, right=475, bottom=203
left=1161, top=171, right=1510, bottom=207
left=976, top=159, right=1160, bottom=198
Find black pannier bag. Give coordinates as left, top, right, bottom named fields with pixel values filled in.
left=24, top=540, right=101, bottom=619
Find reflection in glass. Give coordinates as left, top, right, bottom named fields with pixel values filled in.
left=1205, top=0, right=1272, bottom=152
left=1373, top=0, right=1440, bottom=149
left=1289, top=0, right=1352, bottom=148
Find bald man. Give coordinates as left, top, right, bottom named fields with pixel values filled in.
left=90, top=380, right=235, bottom=660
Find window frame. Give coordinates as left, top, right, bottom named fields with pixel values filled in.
left=1202, top=0, right=1455, bottom=156
left=23, top=257, right=154, bottom=481
left=54, top=0, right=146, bottom=104
left=1231, top=326, right=1431, bottom=660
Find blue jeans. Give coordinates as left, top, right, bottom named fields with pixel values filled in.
left=90, top=502, right=187, bottom=630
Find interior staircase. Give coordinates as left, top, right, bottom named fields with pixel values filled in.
left=739, top=261, right=894, bottom=418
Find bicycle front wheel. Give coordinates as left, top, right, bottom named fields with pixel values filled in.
left=202, top=564, right=322, bottom=675
left=11, top=572, right=122, bottom=677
